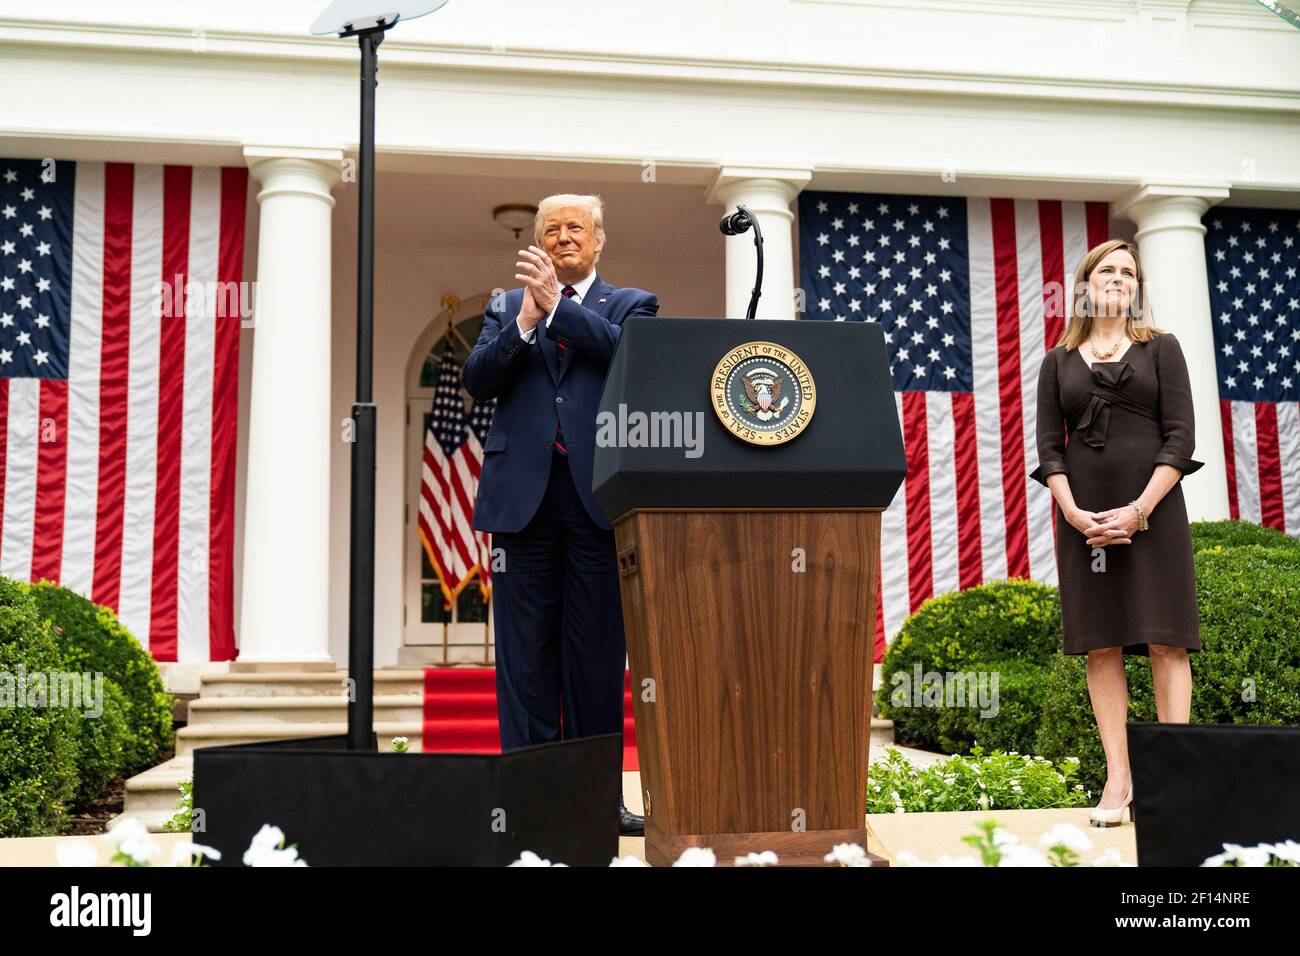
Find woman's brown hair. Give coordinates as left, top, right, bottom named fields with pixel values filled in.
left=1057, top=238, right=1162, bottom=350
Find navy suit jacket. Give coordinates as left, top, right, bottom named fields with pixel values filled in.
left=463, top=274, right=659, bottom=532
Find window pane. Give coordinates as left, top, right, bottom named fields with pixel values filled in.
left=457, top=581, right=489, bottom=623
left=421, top=583, right=450, bottom=624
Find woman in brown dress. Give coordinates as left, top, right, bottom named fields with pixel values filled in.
left=1030, top=239, right=1202, bottom=828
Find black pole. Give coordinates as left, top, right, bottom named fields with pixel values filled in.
left=347, top=26, right=384, bottom=750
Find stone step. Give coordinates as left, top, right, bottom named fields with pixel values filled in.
left=174, top=721, right=423, bottom=757
left=123, top=755, right=194, bottom=830
left=199, top=669, right=426, bottom=698
left=187, top=694, right=423, bottom=726
left=870, top=716, right=894, bottom=748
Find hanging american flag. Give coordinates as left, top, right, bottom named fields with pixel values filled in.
left=1206, top=207, right=1300, bottom=536
left=0, top=159, right=246, bottom=663
left=419, top=342, right=491, bottom=607
left=799, top=190, right=1111, bottom=660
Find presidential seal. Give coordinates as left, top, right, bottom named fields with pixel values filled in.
left=710, top=341, right=816, bottom=446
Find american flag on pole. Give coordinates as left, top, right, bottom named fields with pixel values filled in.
left=1207, top=207, right=1300, bottom=536
left=0, top=158, right=246, bottom=663
left=798, top=190, right=1111, bottom=660
left=418, top=342, right=493, bottom=607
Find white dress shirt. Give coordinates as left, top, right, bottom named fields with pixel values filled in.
left=515, top=270, right=597, bottom=344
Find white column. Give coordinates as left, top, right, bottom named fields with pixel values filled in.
left=1114, top=182, right=1232, bottom=522
left=238, top=146, right=342, bottom=665
left=706, top=166, right=812, bottom=320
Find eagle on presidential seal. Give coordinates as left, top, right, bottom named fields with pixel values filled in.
left=739, top=367, right=791, bottom=422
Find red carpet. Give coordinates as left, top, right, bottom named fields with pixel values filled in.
left=421, top=668, right=639, bottom=771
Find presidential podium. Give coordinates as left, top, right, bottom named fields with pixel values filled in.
left=593, top=317, right=906, bottom=866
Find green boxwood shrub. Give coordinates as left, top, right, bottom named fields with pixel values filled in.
left=934, top=658, right=1047, bottom=757
left=1190, top=519, right=1300, bottom=554
left=877, top=579, right=1061, bottom=755
left=69, top=679, right=131, bottom=810
left=25, top=581, right=173, bottom=774
left=0, top=577, right=80, bottom=837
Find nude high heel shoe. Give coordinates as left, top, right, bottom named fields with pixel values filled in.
left=1089, top=785, right=1134, bottom=827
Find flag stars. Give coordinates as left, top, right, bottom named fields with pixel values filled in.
left=2, top=170, right=16, bottom=183
left=19, top=187, right=34, bottom=202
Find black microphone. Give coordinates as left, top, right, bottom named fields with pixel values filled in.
left=718, top=207, right=754, bottom=236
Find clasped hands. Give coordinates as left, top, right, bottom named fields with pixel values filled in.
left=513, top=245, right=562, bottom=333
left=1066, top=504, right=1142, bottom=548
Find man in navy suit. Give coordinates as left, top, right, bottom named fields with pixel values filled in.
left=463, top=194, right=658, bottom=834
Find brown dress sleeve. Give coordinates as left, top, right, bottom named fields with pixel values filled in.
left=1153, top=333, right=1204, bottom=477
left=1029, top=348, right=1067, bottom=487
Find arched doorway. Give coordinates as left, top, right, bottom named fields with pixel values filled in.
left=402, top=293, right=496, bottom=665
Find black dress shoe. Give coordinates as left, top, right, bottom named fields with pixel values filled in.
left=619, top=798, right=645, bottom=836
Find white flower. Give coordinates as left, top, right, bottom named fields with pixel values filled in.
left=391, top=736, right=408, bottom=746
left=672, top=847, right=717, bottom=867
left=977, top=793, right=989, bottom=811
left=1039, top=823, right=1093, bottom=854
left=245, top=824, right=285, bottom=857
left=735, top=850, right=779, bottom=867
left=609, top=855, right=650, bottom=867
left=997, top=844, right=1051, bottom=867
left=898, top=850, right=981, bottom=867
left=103, top=816, right=159, bottom=865
left=1267, top=841, right=1300, bottom=864
left=824, top=842, right=869, bottom=867
left=170, top=842, right=222, bottom=866
left=55, top=841, right=99, bottom=867
left=1202, top=843, right=1272, bottom=867
left=247, top=847, right=308, bottom=867
left=243, top=825, right=307, bottom=867
left=1088, top=848, right=1131, bottom=867
left=893, top=806, right=905, bottom=814
left=990, top=827, right=1018, bottom=847
left=508, top=850, right=565, bottom=867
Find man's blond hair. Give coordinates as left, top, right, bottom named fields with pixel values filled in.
left=534, top=194, right=606, bottom=248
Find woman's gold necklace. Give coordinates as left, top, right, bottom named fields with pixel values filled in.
left=1089, top=333, right=1125, bottom=360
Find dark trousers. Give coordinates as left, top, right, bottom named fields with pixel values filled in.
left=491, top=450, right=627, bottom=751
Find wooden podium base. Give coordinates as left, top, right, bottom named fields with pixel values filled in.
left=645, top=822, right=888, bottom=868
left=616, top=509, right=886, bottom=870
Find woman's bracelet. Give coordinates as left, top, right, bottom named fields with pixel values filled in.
left=1128, top=499, right=1149, bottom=532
